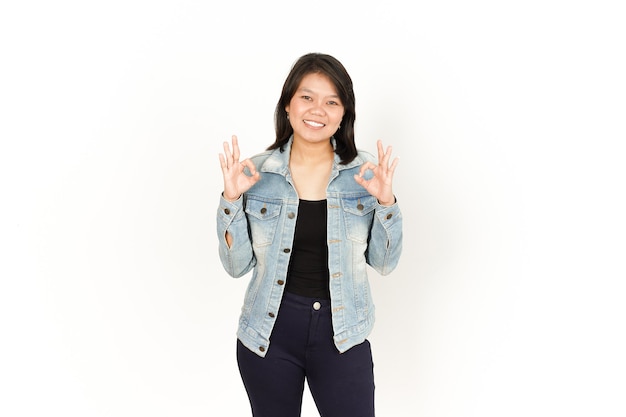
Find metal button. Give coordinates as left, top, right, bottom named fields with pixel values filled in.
left=277, top=280, right=285, bottom=285
left=268, top=312, right=275, bottom=318
left=288, top=212, right=295, bottom=219
left=259, top=346, right=265, bottom=352
left=224, top=208, right=230, bottom=215
left=283, top=248, right=291, bottom=253
left=313, top=301, right=321, bottom=311
left=386, top=213, right=393, bottom=220
left=260, top=207, right=267, bottom=214
left=357, top=203, right=364, bottom=211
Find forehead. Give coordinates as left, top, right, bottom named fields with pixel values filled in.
left=296, top=72, right=338, bottom=95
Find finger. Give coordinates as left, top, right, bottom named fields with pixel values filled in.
left=240, top=158, right=257, bottom=175
left=353, top=173, right=367, bottom=187
left=219, top=153, right=227, bottom=171
left=380, top=144, right=392, bottom=169
left=240, top=159, right=261, bottom=186
left=377, top=140, right=385, bottom=163
left=223, top=141, right=233, bottom=167
left=358, top=161, right=376, bottom=177
left=389, top=156, right=399, bottom=173
left=386, top=157, right=399, bottom=180
left=231, top=135, right=240, bottom=163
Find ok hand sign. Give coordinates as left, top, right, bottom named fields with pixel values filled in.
left=219, top=135, right=260, bottom=202
left=353, top=140, right=399, bottom=206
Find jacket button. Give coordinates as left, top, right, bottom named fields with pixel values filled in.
left=277, top=280, right=284, bottom=285
left=268, top=312, right=275, bottom=318
left=259, top=346, right=265, bottom=352
left=357, top=203, right=364, bottom=210
left=313, top=301, right=321, bottom=311
left=260, top=207, right=267, bottom=214
left=288, top=212, right=295, bottom=219
left=224, top=208, right=230, bottom=215
left=283, top=248, right=291, bottom=253
left=386, top=213, right=393, bottom=220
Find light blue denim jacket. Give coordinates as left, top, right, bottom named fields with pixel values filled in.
left=216, top=138, right=403, bottom=357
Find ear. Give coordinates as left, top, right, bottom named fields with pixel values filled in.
left=285, top=105, right=290, bottom=113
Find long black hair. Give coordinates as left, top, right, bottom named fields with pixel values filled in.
left=268, top=53, right=357, bottom=164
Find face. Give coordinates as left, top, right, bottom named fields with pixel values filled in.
left=285, top=72, right=344, bottom=146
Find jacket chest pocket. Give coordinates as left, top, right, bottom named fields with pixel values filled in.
left=245, top=198, right=282, bottom=247
left=341, top=195, right=376, bottom=243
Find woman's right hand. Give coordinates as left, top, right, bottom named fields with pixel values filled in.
left=219, top=135, right=260, bottom=201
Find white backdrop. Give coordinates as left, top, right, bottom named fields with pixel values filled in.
left=1, top=1, right=625, bottom=416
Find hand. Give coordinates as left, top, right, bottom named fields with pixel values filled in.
left=219, top=135, right=260, bottom=201
left=354, top=140, right=399, bottom=206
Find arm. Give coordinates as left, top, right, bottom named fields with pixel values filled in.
left=217, top=135, right=261, bottom=277
left=354, top=140, right=403, bottom=274
left=366, top=201, right=403, bottom=275
left=216, top=194, right=256, bottom=278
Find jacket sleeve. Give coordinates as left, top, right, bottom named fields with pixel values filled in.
left=365, top=200, right=403, bottom=275
left=216, top=194, right=256, bottom=278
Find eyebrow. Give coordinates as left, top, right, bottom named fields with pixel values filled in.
left=298, top=87, right=340, bottom=99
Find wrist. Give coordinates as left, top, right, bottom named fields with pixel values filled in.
left=223, top=192, right=241, bottom=203
left=378, top=197, right=396, bottom=207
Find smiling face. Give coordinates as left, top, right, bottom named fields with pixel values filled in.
left=285, top=72, right=345, bottom=146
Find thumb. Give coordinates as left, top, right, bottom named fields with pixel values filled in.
left=354, top=174, right=366, bottom=187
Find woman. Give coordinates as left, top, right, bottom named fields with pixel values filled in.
left=217, top=53, right=403, bottom=417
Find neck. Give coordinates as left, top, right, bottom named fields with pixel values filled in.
left=290, top=138, right=334, bottom=166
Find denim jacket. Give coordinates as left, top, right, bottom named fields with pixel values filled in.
left=216, top=138, right=403, bottom=357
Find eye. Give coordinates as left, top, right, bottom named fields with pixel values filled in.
left=301, top=95, right=312, bottom=101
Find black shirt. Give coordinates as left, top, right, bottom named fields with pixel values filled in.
left=285, top=199, right=331, bottom=300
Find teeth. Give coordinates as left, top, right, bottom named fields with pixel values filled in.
left=304, top=120, right=324, bottom=127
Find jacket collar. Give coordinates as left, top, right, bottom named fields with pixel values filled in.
left=260, top=136, right=364, bottom=175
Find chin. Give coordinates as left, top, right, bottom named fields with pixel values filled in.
left=295, top=132, right=332, bottom=143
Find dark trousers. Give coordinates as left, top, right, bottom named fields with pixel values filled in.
left=237, top=291, right=375, bottom=417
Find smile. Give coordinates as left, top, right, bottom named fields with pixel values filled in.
left=304, top=120, right=325, bottom=128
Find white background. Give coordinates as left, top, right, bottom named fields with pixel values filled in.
left=1, top=1, right=625, bottom=416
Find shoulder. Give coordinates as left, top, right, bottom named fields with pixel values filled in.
left=249, top=150, right=273, bottom=169
left=343, top=149, right=375, bottom=168
left=335, top=149, right=376, bottom=173
left=237, top=150, right=275, bottom=179
left=356, top=149, right=376, bottom=164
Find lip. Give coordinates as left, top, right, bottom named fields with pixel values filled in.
left=303, top=119, right=325, bottom=128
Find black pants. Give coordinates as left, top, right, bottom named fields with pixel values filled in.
left=237, top=291, right=375, bottom=417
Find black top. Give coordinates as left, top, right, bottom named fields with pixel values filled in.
left=285, top=199, right=331, bottom=300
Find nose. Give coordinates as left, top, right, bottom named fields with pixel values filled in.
left=310, top=101, right=326, bottom=116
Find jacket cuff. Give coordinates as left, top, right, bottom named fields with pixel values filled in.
left=218, top=193, right=245, bottom=226
left=375, top=199, right=401, bottom=227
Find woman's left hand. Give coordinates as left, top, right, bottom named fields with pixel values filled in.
left=354, top=140, right=399, bottom=206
